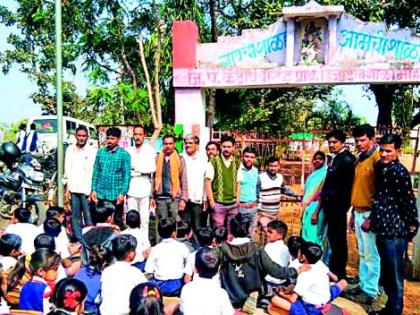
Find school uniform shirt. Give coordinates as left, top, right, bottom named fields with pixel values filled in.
left=145, top=238, right=190, bottom=280
left=264, top=240, right=291, bottom=285
left=100, top=261, right=147, bottom=315
left=64, top=144, right=97, bottom=195
left=127, top=144, right=156, bottom=199
left=0, top=256, right=16, bottom=271
left=19, top=276, right=52, bottom=313
left=121, top=227, right=151, bottom=263
left=184, top=247, right=220, bottom=283
left=180, top=276, right=234, bottom=315
left=38, top=225, right=71, bottom=258
left=5, top=223, right=39, bottom=255
left=293, top=260, right=330, bottom=306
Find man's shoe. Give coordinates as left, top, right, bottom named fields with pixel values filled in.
left=347, top=291, right=374, bottom=305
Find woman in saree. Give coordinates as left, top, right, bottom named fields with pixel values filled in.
left=301, top=151, right=328, bottom=247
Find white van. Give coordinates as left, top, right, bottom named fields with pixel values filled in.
left=27, top=116, right=98, bottom=152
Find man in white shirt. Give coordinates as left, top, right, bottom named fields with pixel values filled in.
left=64, top=126, right=97, bottom=240
left=100, top=234, right=147, bottom=315
left=126, top=125, right=156, bottom=240
left=181, top=247, right=234, bottom=315
left=15, top=123, right=26, bottom=151
left=182, top=134, right=207, bottom=233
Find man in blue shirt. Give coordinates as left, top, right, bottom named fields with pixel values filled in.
left=238, top=147, right=259, bottom=236
left=90, top=127, right=131, bottom=229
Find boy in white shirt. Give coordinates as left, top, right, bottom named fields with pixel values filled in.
left=184, top=227, right=215, bottom=283
left=145, top=218, right=190, bottom=296
left=5, top=208, right=39, bottom=255
left=180, top=247, right=234, bottom=315
left=121, top=210, right=151, bottom=271
left=264, top=220, right=291, bottom=290
left=271, top=242, right=347, bottom=315
left=100, top=234, right=147, bottom=315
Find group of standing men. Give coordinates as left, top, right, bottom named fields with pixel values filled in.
left=64, top=123, right=418, bottom=315
left=322, top=126, right=419, bottom=315
left=65, top=125, right=296, bottom=242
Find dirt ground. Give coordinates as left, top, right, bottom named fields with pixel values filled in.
left=278, top=201, right=420, bottom=315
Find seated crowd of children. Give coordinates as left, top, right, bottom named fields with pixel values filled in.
left=0, top=203, right=348, bottom=315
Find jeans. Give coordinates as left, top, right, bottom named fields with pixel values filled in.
left=71, top=193, right=92, bottom=240
left=156, top=197, right=179, bottom=221
left=325, top=207, right=348, bottom=280
left=239, top=203, right=258, bottom=237
left=127, top=196, right=150, bottom=241
left=376, top=236, right=406, bottom=315
left=211, top=202, right=238, bottom=239
left=354, top=211, right=380, bottom=297
left=186, top=201, right=206, bottom=233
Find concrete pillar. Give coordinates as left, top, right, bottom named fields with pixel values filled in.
left=286, top=18, right=295, bottom=66
left=328, top=16, right=338, bottom=65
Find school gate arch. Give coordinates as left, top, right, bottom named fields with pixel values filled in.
left=171, top=0, right=420, bottom=141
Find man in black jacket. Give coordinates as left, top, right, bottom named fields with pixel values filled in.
left=219, top=213, right=299, bottom=308
left=321, top=130, right=356, bottom=280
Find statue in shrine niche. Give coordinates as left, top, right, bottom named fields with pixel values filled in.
left=300, top=20, right=323, bottom=65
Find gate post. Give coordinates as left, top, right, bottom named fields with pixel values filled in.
left=172, top=21, right=210, bottom=146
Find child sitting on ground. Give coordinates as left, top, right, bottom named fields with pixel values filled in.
left=271, top=242, right=347, bottom=315
left=82, top=201, right=119, bottom=264
left=19, top=248, right=62, bottom=313
left=180, top=247, right=234, bottom=315
left=264, top=220, right=291, bottom=291
left=176, top=220, right=197, bottom=253
left=184, top=227, right=215, bottom=283
left=287, top=236, right=304, bottom=269
left=214, top=227, right=228, bottom=247
left=74, top=245, right=113, bottom=315
left=43, top=207, right=70, bottom=259
left=5, top=207, right=39, bottom=255
left=0, top=233, right=22, bottom=270
left=33, top=234, right=67, bottom=281
left=47, top=278, right=88, bottom=315
left=145, top=218, right=190, bottom=296
left=121, top=210, right=151, bottom=272
left=100, top=234, right=147, bottom=315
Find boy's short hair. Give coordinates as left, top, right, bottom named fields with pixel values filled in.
left=14, top=208, right=31, bottom=223
left=158, top=218, right=177, bottom=239
left=214, top=227, right=228, bottom=245
left=267, top=156, right=279, bottom=164
left=176, top=220, right=192, bottom=238
left=352, top=124, right=375, bottom=139
left=195, top=247, right=220, bottom=279
left=267, top=220, right=288, bottom=238
left=287, top=236, right=303, bottom=259
left=91, top=201, right=115, bottom=225
left=196, top=227, right=215, bottom=247
left=0, top=233, right=22, bottom=256
left=379, top=133, right=402, bottom=149
left=326, top=130, right=346, bottom=143
left=34, top=233, right=56, bottom=251
left=230, top=213, right=250, bottom=238
left=46, top=206, right=65, bottom=219
left=111, top=234, right=137, bottom=260
left=106, top=127, right=121, bottom=138
left=126, top=210, right=140, bottom=229
left=43, top=218, right=62, bottom=238
left=301, top=241, right=323, bottom=264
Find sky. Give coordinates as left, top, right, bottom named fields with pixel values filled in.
left=0, top=3, right=378, bottom=127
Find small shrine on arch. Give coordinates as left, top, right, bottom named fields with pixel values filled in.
left=171, top=1, right=420, bottom=139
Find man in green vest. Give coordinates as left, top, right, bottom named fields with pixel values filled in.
left=205, top=135, right=242, bottom=238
